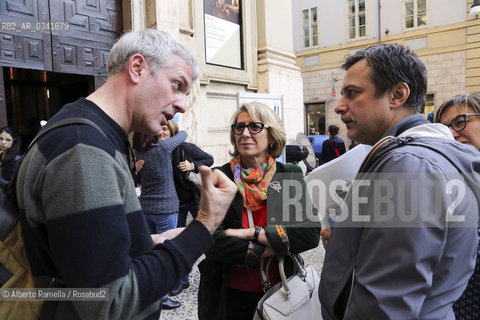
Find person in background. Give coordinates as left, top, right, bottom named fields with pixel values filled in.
left=133, top=121, right=187, bottom=310
left=0, top=126, right=22, bottom=189
left=427, top=111, right=434, bottom=122
left=435, top=92, right=480, bottom=320
left=170, top=119, right=214, bottom=227
left=16, top=29, right=237, bottom=319
left=319, top=43, right=479, bottom=319
left=198, top=102, right=320, bottom=320
left=321, top=124, right=346, bottom=162
left=170, top=120, right=214, bottom=296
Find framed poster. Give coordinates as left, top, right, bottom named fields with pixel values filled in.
left=204, top=0, right=243, bottom=69
left=237, top=92, right=283, bottom=121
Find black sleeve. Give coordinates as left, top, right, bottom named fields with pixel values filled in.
left=322, top=140, right=330, bottom=160
left=183, top=143, right=214, bottom=172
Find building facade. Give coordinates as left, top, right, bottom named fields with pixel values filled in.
left=0, top=0, right=304, bottom=165
left=292, top=0, right=479, bottom=146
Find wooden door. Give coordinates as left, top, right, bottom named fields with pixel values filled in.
left=0, top=0, right=122, bottom=76
left=0, top=0, right=53, bottom=71
left=50, top=0, right=122, bottom=76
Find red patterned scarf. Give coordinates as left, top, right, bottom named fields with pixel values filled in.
left=230, top=156, right=277, bottom=211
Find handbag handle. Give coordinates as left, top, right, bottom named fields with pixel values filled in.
left=259, top=256, right=274, bottom=291
left=278, top=255, right=307, bottom=299
left=260, top=254, right=307, bottom=298
left=249, top=210, right=274, bottom=291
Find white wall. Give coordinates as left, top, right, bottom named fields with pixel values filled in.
left=292, top=0, right=468, bottom=52
left=381, top=0, right=467, bottom=36
left=319, top=0, right=347, bottom=47
left=292, top=0, right=379, bottom=50
left=429, top=0, right=467, bottom=27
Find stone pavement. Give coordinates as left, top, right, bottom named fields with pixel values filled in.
left=160, top=244, right=326, bottom=320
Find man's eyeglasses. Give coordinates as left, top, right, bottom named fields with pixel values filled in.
left=445, top=113, right=480, bottom=132
left=231, top=122, right=269, bottom=135
left=0, top=138, right=13, bottom=143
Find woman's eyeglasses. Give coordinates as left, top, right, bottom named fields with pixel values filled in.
left=231, top=122, right=269, bottom=135
left=445, top=113, right=480, bottom=132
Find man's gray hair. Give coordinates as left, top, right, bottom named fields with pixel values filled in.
left=106, top=29, right=199, bottom=80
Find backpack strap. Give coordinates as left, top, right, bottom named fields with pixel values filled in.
left=339, top=136, right=394, bottom=202
left=360, top=136, right=466, bottom=174
left=1, top=117, right=107, bottom=240
left=357, top=136, right=395, bottom=173
left=29, top=117, right=107, bottom=151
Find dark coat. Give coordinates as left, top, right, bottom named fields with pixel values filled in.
left=172, top=142, right=213, bottom=204
left=198, top=161, right=320, bottom=320
left=321, top=136, right=346, bottom=163
left=0, top=154, right=22, bottom=188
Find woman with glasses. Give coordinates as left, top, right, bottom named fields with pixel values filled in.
left=435, top=92, right=480, bottom=319
left=435, top=93, right=480, bottom=149
left=0, top=126, right=22, bottom=189
left=198, top=102, right=320, bottom=320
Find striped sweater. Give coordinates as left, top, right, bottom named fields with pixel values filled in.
left=16, top=98, right=213, bottom=319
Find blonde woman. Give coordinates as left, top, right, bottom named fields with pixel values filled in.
left=198, top=102, right=319, bottom=320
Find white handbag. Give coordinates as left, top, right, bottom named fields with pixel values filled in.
left=253, top=254, right=322, bottom=320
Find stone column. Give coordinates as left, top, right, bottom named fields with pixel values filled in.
left=122, top=0, right=145, bottom=31
left=255, top=0, right=304, bottom=143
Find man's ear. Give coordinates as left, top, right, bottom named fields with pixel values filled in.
left=127, top=54, right=146, bottom=84
left=390, top=82, right=410, bottom=109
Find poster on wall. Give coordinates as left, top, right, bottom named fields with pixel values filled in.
left=204, top=0, right=242, bottom=69
left=237, top=92, right=283, bottom=121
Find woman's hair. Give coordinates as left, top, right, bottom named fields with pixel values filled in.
left=328, top=125, right=339, bottom=137
left=132, top=132, right=158, bottom=152
left=106, top=29, right=199, bottom=80
left=0, top=126, right=21, bottom=163
left=434, top=92, right=480, bottom=123
left=167, top=119, right=179, bottom=136
left=229, top=102, right=286, bottom=159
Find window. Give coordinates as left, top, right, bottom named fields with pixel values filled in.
left=425, top=93, right=435, bottom=121
left=306, top=103, right=326, bottom=134
left=405, top=0, right=426, bottom=29
left=348, top=0, right=366, bottom=39
left=302, top=7, right=318, bottom=48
